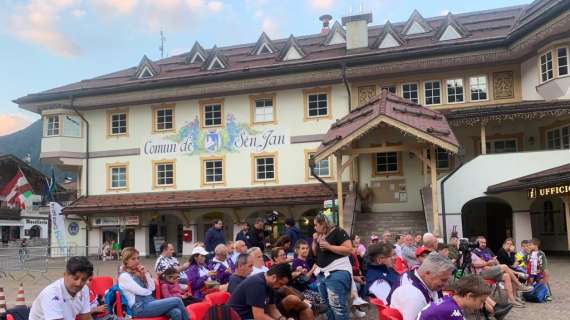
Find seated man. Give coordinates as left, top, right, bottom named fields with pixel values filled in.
left=365, top=243, right=400, bottom=305
left=30, top=256, right=94, bottom=320
left=207, top=243, right=235, bottom=285
left=155, top=242, right=190, bottom=284
left=228, top=253, right=254, bottom=294
left=390, top=253, right=455, bottom=320
left=422, top=233, right=438, bottom=252
left=417, top=274, right=491, bottom=320
left=471, top=236, right=532, bottom=307
left=248, top=247, right=269, bottom=275
left=227, top=263, right=293, bottom=320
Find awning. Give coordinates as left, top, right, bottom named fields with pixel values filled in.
left=314, top=90, right=459, bottom=162
left=0, top=220, right=23, bottom=227
left=487, top=163, right=570, bottom=194
left=64, top=183, right=347, bottom=215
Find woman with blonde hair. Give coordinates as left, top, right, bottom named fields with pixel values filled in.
left=118, top=247, right=189, bottom=320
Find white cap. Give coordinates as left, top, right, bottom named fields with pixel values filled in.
left=192, top=246, right=209, bottom=256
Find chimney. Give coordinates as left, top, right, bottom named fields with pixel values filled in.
left=319, top=14, right=332, bottom=35
left=341, top=12, right=372, bottom=50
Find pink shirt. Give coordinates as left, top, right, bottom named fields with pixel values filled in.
left=161, top=281, right=183, bottom=298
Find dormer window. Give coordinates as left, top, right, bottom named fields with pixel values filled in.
left=322, top=21, right=346, bottom=46
left=190, top=53, right=205, bottom=63
left=402, top=10, right=432, bottom=36
left=407, top=21, right=426, bottom=35
left=251, top=32, right=277, bottom=56
left=379, top=33, right=400, bottom=49
left=187, top=41, right=207, bottom=64
left=439, top=25, right=462, bottom=41
left=134, top=55, right=159, bottom=79
left=208, top=57, right=225, bottom=70
left=138, top=66, right=154, bottom=79
left=279, top=35, right=305, bottom=62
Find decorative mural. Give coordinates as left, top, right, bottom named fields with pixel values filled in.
left=143, top=113, right=288, bottom=156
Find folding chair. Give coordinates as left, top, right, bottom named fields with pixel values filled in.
left=90, top=276, right=114, bottom=297
left=204, top=291, right=230, bottom=305
left=186, top=302, right=212, bottom=320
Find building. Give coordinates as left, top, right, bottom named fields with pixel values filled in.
left=15, top=0, right=570, bottom=254
left=0, top=155, right=73, bottom=245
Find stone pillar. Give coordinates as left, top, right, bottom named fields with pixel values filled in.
left=135, top=226, right=149, bottom=257
left=513, top=211, right=532, bottom=252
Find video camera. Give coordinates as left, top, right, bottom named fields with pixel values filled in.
left=458, top=238, right=478, bottom=253
left=264, top=210, right=279, bottom=225
left=454, top=238, right=479, bottom=278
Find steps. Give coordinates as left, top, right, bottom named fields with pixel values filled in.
left=352, top=211, right=427, bottom=241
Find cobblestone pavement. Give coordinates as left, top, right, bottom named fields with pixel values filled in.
left=1, top=256, right=569, bottom=319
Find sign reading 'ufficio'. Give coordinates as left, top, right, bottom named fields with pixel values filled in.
left=528, top=185, right=570, bottom=199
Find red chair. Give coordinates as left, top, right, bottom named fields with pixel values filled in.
left=205, top=291, right=230, bottom=305
left=90, top=276, right=114, bottom=297
left=186, top=302, right=212, bottom=320
left=369, top=297, right=387, bottom=320
left=6, top=315, right=14, bottom=320
left=115, top=291, right=168, bottom=320
left=381, top=307, right=403, bottom=320
left=154, top=279, right=162, bottom=299
left=394, top=257, right=408, bottom=275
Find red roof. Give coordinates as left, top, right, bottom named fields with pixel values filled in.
left=315, top=90, right=459, bottom=160
left=64, top=183, right=345, bottom=215
left=487, top=163, right=570, bottom=194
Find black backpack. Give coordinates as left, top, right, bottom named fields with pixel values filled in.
left=203, top=304, right=241, bottom=320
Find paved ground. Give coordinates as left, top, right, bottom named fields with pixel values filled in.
left=1, top=256, right=569, bottom=319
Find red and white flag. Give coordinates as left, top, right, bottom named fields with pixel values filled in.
left=0, top=169, right=33, bottom=209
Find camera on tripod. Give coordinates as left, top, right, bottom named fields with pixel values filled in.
left=458, top=238, right=478, bottom=253
left=455, top=238, right=479, bottom=279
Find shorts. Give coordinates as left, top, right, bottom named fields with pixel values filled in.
left=480, top=266, right=503, bottom=282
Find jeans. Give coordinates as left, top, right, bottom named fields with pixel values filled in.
left=317, top=271, right=351, bottom=320
left=132, top=296, right=189, bottom=320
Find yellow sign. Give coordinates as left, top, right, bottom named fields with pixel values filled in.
left=528, top=185, right=570, bottom=199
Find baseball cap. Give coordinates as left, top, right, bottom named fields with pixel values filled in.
left=415, top=246, right=431, bottom=257
left=192, top=246, right=209, bottom=256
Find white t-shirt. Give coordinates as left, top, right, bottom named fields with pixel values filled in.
left=250, top=265, right=268, bottom=275
left=368, top=279, right=392, bottom=304
left=390, top=271, right=440, bottom=320
left=29, top=278, right=91, bottom=320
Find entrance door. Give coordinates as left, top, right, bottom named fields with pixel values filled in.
left=120, top=228, right=135, bottom=248
left=462, top=197, right=513, bottom=252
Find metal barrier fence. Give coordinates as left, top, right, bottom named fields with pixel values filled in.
left=0, top=246, right=103, bottom=281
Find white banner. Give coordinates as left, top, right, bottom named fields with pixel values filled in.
left=50, top=202, right=67, bottom=248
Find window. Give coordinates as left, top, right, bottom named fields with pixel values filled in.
left=106, top=163, right=128, bottom=191
left=153, top=161, right=175, bottom=187
left=540, top=51, right=553, bottom=82
left=253, top=154, right=277, bottom=182
left=250, top=94, right=276, bottom=124
left=203, top=103, right=223, bottom=127
left=375, top=152, right=400, bottom=174
left=485, top=139, right=518, bottom=154
left=109, top=112, right=127, bottom=135
left=306, top=151, right=331, bottom=179
left=446, top=79, right=464, bottom=103
left=63, top=115, right=82, bottom=137
left=153, top=105, right=175, bottom=132
left=402, top=83, right=419, bottom=103
left=546, top=125, right=570, bottom=150
left=469, top=76, right=488, bottom=101
left=424, top=81, right=441, bottom=105
left=46, top=115, right=60, bottom=136
left=427, top=148, right=451, bottom=170
left=307, top=93, right=329, bottom=118
left=558, top=47, right=569, bottom=76
left=203, top=158, right=224, bottom=184
left=382, top=86, right=397, bottom=94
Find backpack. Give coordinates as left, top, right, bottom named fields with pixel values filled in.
left=203, top=304, right=241, bottom=320
left=522, top=283, right=549, bottom=303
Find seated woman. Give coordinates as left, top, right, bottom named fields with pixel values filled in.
left=497, top=238, right=527, bottom=276
left=118, top=247, right=189, bottom=320
left=365, top=243, right=400, bottom=305
left=185, top=246, right=216, bottom=300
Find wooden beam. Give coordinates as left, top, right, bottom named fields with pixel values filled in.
left=336, top=153, right=344, bottom=229
left=430, top=145, right=440, bottom=236
left=341, top=154, right=359, bottom=172
left=346, top=145, right=418, bottom=155
left=564, top=196, right=570, bottom=251
left=422, top=148, right=429, bottom=187
left=481, top=123, right=487, bottom=155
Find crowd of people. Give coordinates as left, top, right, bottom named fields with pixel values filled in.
left=26, top=215, right=553, bottom=320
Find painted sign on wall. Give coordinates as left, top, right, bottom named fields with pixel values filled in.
left=143, top=114, right=288, bottom=156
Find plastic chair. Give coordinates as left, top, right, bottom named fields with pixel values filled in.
left=115, top=291, right=168, bottom=320
left=6, top=315, right=15, bottom=320
left=205, top=291, right=230, bottom=305
left=394, top=257, right=408, bottom=275
left=90, top=276, right=114, bottom=297
left=154, top=279, right=162, bottom=299
left=186, top=302, right=212, bottom=320
left=369, top=297, right=387, bottom=320
left=380, top=307, right=403, bottom=320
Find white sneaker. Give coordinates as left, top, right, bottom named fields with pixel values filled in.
left=353, top=296, right=368, bottom=306
left=352, top=310, right=366, bottom=318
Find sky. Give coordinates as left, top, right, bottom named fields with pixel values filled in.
left=0, top=0, right=531, bottom=136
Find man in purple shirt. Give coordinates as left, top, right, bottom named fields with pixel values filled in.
left=418, top=274, right=491, bottom=320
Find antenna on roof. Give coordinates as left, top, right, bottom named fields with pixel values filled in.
left=159, top=30, right=166, bottom=59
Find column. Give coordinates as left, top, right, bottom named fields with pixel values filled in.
left=512, top=210, right=532, bottom=251
left=480, top=122, right=487, bottom=155
left=135, top=226, right=149, bottom=257
left=430, top=145, right=440, bottom=236
left=336, top=153, right=344, bottom=228
left=182, top=225, right=197, bottom=256
left=564, top=196, right=570, bottom=251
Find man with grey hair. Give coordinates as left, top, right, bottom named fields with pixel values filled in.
left=401, top=233, right=418, bottom=267
left=423, top=232, right=438, bottom=252
left=228, top=253, right=254, bottom=293
left=390, top=253, right=455, bottom=320
left=248, top=247, right=268, bottom=275
left=207, top=243, right=234, bottom=285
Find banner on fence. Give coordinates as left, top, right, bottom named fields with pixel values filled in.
left=50, top=202, right=67, bottom=248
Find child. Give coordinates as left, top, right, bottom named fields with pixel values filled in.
left=528, top=238, right=552, bottom=300
left=515, top=240, right=530, bottom=270
left=161, top=268, right=200, bottom=306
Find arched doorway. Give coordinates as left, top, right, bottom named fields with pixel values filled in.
left=530, top=198, right=568, bottom=251
left=246, top=210, right=285, bottom=243
left=461, top=197, right=513, bottom=252
left=29, top=225, right=41, bottom=238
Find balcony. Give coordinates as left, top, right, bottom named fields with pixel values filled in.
left=40, top=136, right=85, bottom=167
left=536, top=76, right=570, bottom=100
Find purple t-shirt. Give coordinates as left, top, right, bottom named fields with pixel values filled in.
left=292, top=258, right=315, bottom=284
left=417, top=296, right=465, bottom=320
